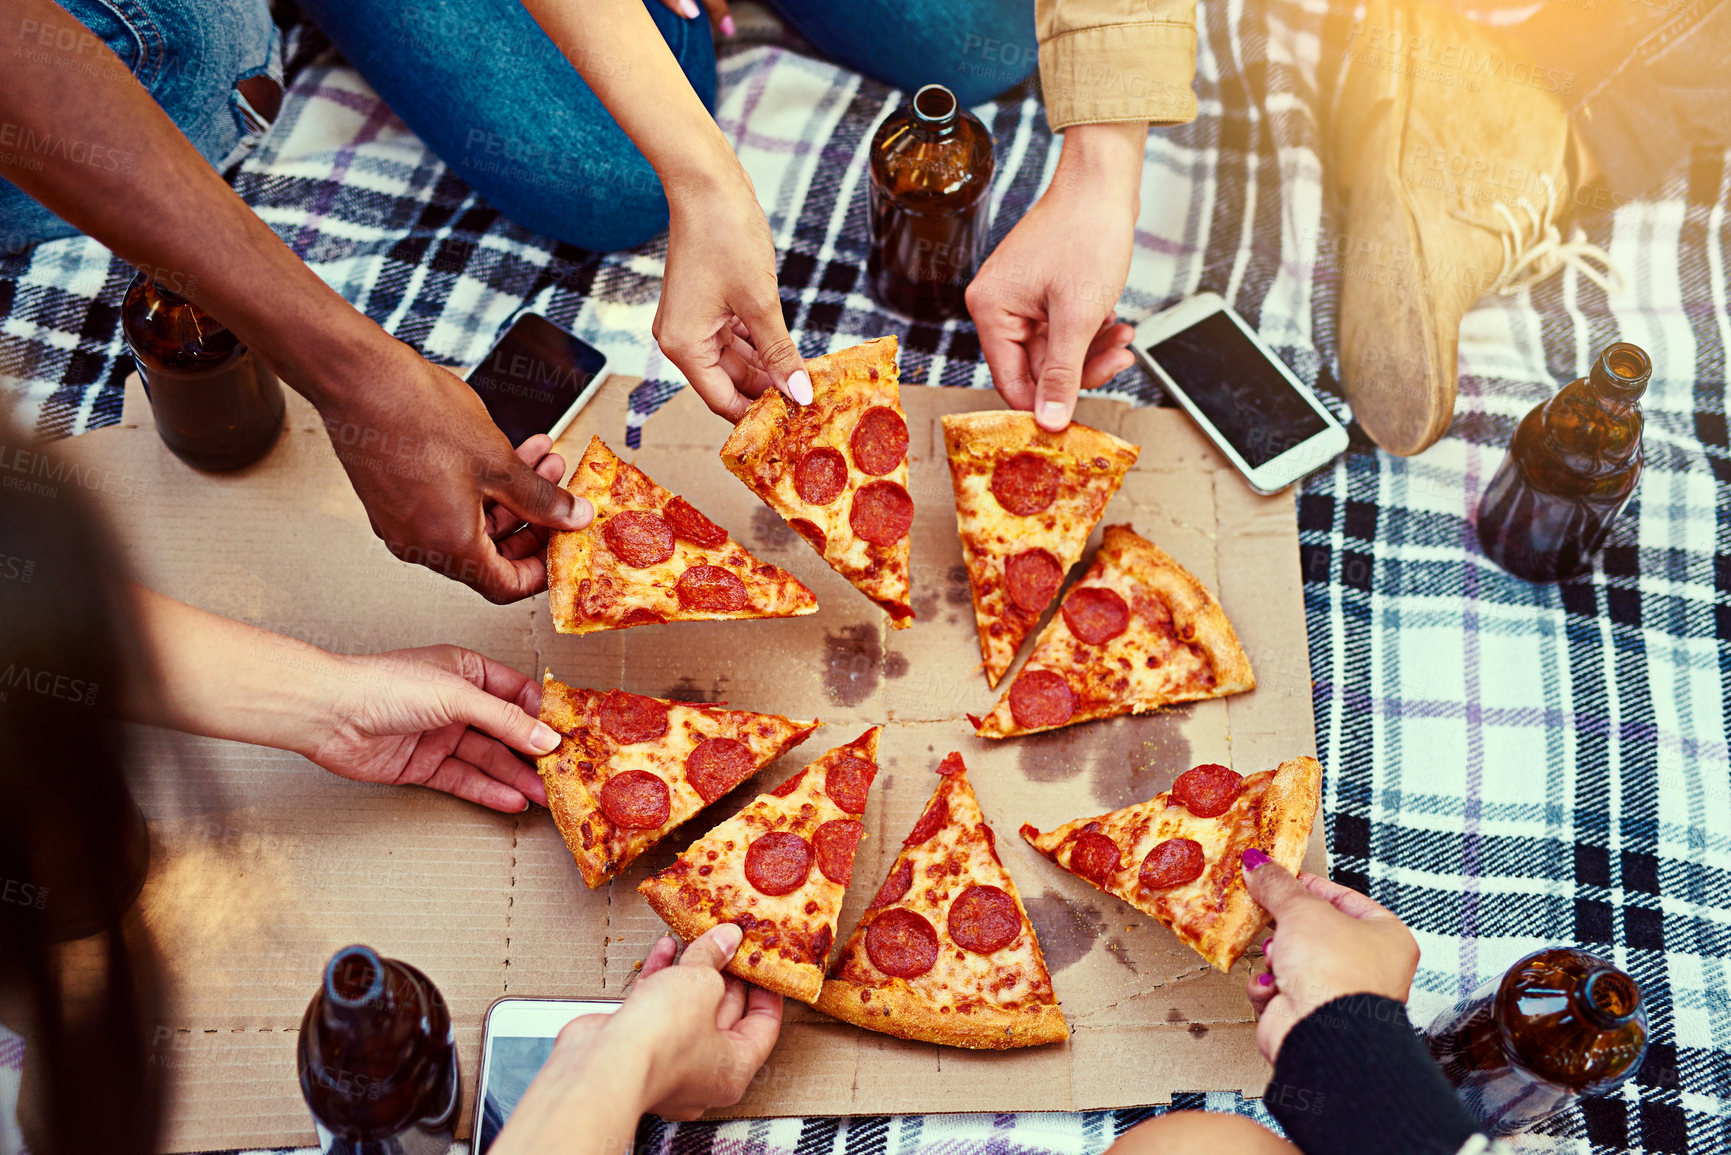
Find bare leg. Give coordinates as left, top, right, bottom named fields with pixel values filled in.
left=1107, top=1110, right=1297, bottom=1155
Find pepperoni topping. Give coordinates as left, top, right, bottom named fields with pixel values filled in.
left=620, top=607, right=664, bottom=627
left=770, top=769, right=805, bottom=797
left=849, top=480, right=914, bottom=547
left=602, top=510, right=675, bottom=568
left=1004, top=549, right=1063, bottom=613
left=825, top=755, right=877, bottom=814
left=598, top=690, right=669, bottom=744
left=675, top=565, right=748, bottom=612
left=813, top=819, right=865, bottom=885
left=868, top=859, right=913, bottom=910
left=1063, top=586, right=1131, bottom=645
left=947, top=884, right=1021, bottom=955
left=1172, top=763, right=1244, bottom=818
left=598, top=770, right=671, bottom=829
left=662, top=497, right=728, bottom=549
left=794, top=447, right=849, bottom=506
left=990, top=452, right=1059, bottom=516
left=850, top=407, right=908, bottom=475
left=790, top=518, right=827, bottom=553
left=744, top=831, right=814, bottom=896
left=1067, top=830, right=1122, bottom=886
left=684, top=737, right=755, bottom=803
left=1139, top=838, right=1206, bottom=890
left=865, top=907, right=939, bottom=978
left=1007, top=669, right=1076, bottom=730
left=905, top=795, right=948, bottom=846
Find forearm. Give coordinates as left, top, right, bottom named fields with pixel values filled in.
left=1049, top=122, right=1147, bottom=212
left=0, top=0, right=393, bottom=405
left=490, top=1030, right=652, bottom=1155
left=123, top=585, right=340, bottom=760
left=517, top=0, right=740, bottom=197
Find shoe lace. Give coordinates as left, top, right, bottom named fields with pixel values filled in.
left=1489, top=173, right=1624, bottom=295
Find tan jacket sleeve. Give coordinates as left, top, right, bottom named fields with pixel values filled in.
left=1037, top=0, right=1199, bottom=131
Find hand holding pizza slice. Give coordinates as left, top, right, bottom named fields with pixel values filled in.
left=638, top=727, right=882, bottom=1003
left=1020, top=756, right=1322, bottom=971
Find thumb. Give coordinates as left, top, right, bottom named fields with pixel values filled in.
left=1242, top=851, right=1314, bottom=920
left=738, top=291, right=812, bottom=405
left=445, top=678, right=563, bottom=758
left=1032, top=302, right=1098, bottom=431
left=680, top=922, right=745, bottom=971
left=495, top=456, right=593, bottom=533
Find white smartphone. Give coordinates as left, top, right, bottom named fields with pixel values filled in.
left=1132, top=293, right=1349, bottom=494
left=474, top=996, right=622, bottom=1153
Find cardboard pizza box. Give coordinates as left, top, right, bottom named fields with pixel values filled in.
left=53, top=369, right=1324, bottom=1152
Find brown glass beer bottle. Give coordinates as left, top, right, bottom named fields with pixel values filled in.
left=121, top=270, right=285, bottom=471
left=299, top=945, right=460, bottom=1155
left=1423, top=947, right=1648, bottom=1135
left=1476, top=342, right=1650, bottom=582
left=867, top=84, right=995, bottom=319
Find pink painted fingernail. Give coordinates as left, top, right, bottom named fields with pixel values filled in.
left=1242, top=848, right=1272, bottom=871
left=679, top=0, right=700, bottom=17
left=787, top=369, right=813, bottom=405
left=1256, top=973, right=1274, bottom=987
left=720, top=13, right=736, bottom=36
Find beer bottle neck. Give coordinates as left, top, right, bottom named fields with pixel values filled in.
left=909, top=84, right=960, bottom=141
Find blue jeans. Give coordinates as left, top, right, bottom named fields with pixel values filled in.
left=0, top=0, right=1038, bottom=254
left=0, top=0, right=280, bottom=253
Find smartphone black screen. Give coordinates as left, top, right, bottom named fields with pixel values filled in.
left=1146, top=311, right=1329, bottom=468
left=466, top=314, right=607, bottom=447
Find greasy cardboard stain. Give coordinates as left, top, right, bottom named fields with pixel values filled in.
left=1011, top=711, right=1194, bottom=807
left=750, top=506, right=798, bottom=551
left=660, top=674, right=729, bottom=703
left=1021, top=889, right=1138, bottom=975
left=823, top=624, right=909, bottom=706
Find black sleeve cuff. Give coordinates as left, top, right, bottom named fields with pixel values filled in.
left=1265, top=994, right=1482, bottom=1155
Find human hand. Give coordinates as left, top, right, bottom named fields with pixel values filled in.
left=306, top=645, right=559, bottom=813
left=1242, top=853, right=1420, bottom=1064
left=610, top=925, right=784, bottom=1119
left=966, top=122, right=1145, bottom=431
left=657, top=167, right=811, bottom=423
left=314, top=342, right=591, bottom=603
left=492, top=925, right=782, bottom=1154
left=655, top=0, right=734, bottom=38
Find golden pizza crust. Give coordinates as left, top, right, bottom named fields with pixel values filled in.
left=548, top=436, right=817, bottom=634
left=813, top=977, right=1070, bottom=1050
left=975, top=524, right=1254, bottom=738
left=637, top=728, right=883, bottom=1004
left=1189, top=757, right=1322, bottom=969
left=941, top=410, right=1139, bottom=686
left=720, top=337, right=913, bottom=627
left=535, top=676, right=819, bottom=889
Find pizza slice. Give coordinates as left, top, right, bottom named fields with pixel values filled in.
left=974, top=525, right=1254, bottom=738
left=535, top=677, right=820, bottom=888
left=1020, top=756, right=1322, bottom=971
left=720, top=337, right=914, bottom=628
left=942, top=410, right=1139, bottom=686
left=814, top=752, right=1068, bottom=1050
left=638, top=727, right=882, bottom=1003
left=548, top=436, right=817, bottom=634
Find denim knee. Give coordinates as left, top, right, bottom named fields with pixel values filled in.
left=471, top=147, right=672, bottom=253
left=772, top=0, right=1037, bottom=106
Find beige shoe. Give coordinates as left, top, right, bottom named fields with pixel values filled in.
left=1327, top=0, right=1617, bottom=455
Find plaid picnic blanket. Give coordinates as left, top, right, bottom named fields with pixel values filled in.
left=2, top=1, right=1728, bottom=1153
